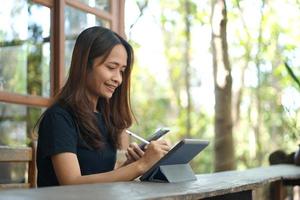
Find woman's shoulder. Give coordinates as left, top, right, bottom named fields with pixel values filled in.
left=46, top=103, right=69, bottom=115
left=43, top=103, right=75, bottom=120
left=40, top=103, right=77, bottom=129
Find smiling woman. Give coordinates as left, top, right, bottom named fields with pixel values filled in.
left=35, top=26, right=171, bottom=187
left=86, top=44, right=128, bottom=101
left=0, top=0, right=129, bottom=188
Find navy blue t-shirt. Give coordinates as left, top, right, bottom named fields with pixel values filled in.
left=37, top=104, right=116, bottom=187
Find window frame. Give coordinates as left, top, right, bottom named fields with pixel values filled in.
left=0, top=0, right=125, bottom=108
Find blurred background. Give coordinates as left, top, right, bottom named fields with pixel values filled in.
left=126, top=0, right=300, bottom=174
left=0, top=0, right=299, bottom=195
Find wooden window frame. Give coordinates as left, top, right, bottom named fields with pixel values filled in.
left=0, top=0, right=125, bottom=108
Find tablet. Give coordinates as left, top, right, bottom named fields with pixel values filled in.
left=140, top=139, right=209, bottom=181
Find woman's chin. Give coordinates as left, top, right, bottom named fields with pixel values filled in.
left=100, top=92, right=113, bottom=99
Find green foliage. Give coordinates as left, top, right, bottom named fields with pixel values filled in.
left=129, top=48, right=172, bottom=138
left=129, top=0, right=300, bottom=174
left=127, top=0, right=214, bottom=173
left=223, top=0, right=300, bottom=169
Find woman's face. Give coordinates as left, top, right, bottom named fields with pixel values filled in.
left=86, top=44, right=128, bottom=100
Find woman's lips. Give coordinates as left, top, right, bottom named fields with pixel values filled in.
left=105, top=84, right=117, bottom=93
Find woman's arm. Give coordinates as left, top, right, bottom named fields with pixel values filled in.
left=115, top=130, right=132, bottom=168
left=119, top=130, right=130, bottom=149
left=52, top=152, right=144, bottom=184
left=52, top=140, right=170, bottom=185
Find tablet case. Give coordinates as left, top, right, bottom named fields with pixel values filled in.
left=140, top=139, right=209, bottom=183
left=146, top=164, right=196, bottom=183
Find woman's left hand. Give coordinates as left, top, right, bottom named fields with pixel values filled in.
left=123, top=143, right=144, bottom=166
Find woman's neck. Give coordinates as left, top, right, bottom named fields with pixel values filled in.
left=86, top=93, right=98, bottom=112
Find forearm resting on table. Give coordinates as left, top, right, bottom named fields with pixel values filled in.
left=52, top=153, right=146, bottom=185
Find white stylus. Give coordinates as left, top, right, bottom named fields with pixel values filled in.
left=126, top=130, right=150, bottom=145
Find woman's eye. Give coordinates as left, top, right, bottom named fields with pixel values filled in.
left=107, top=65, right=115, bottom=70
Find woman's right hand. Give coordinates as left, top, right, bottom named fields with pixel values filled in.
left=138, top=140, right=171, bottom=173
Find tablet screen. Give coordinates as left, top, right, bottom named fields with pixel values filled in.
left=140, top=139, right=209, bottom=181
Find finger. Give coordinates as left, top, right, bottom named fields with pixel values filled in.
left=156, top=140, right=171, bottom=147
left=128, top=142, right=144, bottom=158
left=129, top=142, right=138, bottom=148
left=159, top=145, right=171, bottom=152
left=153, top=142, right=171, bottom=151
left=162, top=149, right=169, bottom=154
left=156, top=150, right=169, bottom=158
left=135, top=148, right=144, bottom=157
left=128, top=148, right=141, bottom=160
left=125, top=151, right=134, bottom=161
left=131, top=143, right=144, bottom=157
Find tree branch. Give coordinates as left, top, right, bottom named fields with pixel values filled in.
left=284, top=61, right=300, bottom=89
left=128, top=0, right=149, bottom=40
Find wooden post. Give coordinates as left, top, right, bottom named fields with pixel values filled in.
left=110, top=0, right=125, bottom=38
left=270, top=180, right=286, bottom=200
left=51, top=0, right=65, bottom=96
left=28, top=141, right=37, bottom=188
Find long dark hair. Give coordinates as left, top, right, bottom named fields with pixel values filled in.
left=41, top=26, right=134, bottom=149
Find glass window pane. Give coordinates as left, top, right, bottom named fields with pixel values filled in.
left=0, top=102, right=44, bottom=184
left=0, top=163, right=28, bottom=184
left=0, top=1, right=51, bottom=97
left=0, top=103, right=44, bottom=146
left=64, top=5, right=110, bottom=77
left=77, top=0, right=110, bottom=12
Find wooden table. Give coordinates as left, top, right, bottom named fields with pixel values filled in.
left=0, top=164, right=299, bottom=200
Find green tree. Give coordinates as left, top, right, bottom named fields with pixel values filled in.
left=211, top=0, right=235, bottom=171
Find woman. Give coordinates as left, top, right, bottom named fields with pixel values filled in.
left=36, top=26, right=170, bottom=187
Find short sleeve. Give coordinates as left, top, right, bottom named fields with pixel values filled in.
left=38, top=109, right=78, bottom=158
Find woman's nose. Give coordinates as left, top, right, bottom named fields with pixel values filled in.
left=112, top=71, right=122, bottom=85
